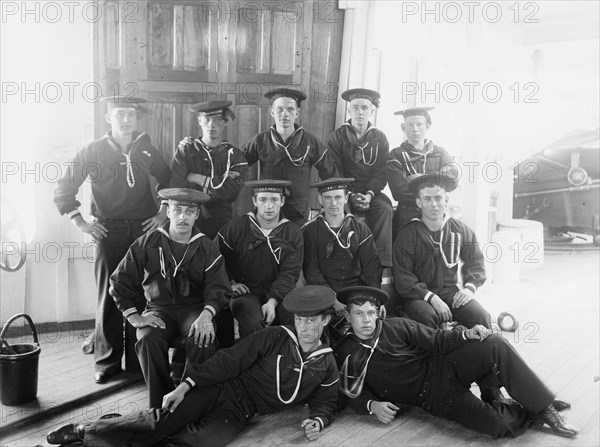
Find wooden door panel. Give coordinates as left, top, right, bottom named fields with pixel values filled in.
left=147, top=1, right=218, bottom=82
left=148, top=3, right=172, bottom=68
left=232, top=1, right=301, bottom=84
left=271, top=11, right=296, bottom=75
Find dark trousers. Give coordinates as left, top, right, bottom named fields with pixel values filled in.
left=136, top=305, right=216, bottom=408
left=94, top=219, right=145, bottom=375
left=350, top=193, right=393, bottom=267
left=84, top=379, right=255, bottom=447
left=402, top=292, right=491, bottom=329
left=230, top=293, right=293, bottom=339
left=421, top=335, right=554, bottom=437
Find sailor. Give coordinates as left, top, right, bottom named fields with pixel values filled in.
left=392, top=173, right=491, bottom=329
left=53, top=96, right=171, bottom=384
left=327, top=88, right=393, bottom=267
left=170, top=100, right=248, bottom=238
left=217, top=180, right=303, bottom=338
left=334, top=286, right=578, bottom=439
left=242, top=87, right=339, bottom=224
left=109, top=188, right=232, bottom=408
left=47, top=286, right=339, bottom=446
left=386, top=107, right=457, bottom=237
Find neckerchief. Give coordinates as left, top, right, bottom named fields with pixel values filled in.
left=156, top=223, right=207, bottom=301
left=313, top=213, right=356, bottom=258
left=342, top=121, right=379, bottom=166
left=245, top=212, right=294, bottom=264
left=269, top=125, right=309, bottom=167
left=104, top=131, right=149, bottom=188
left=192, top=139, right=235, bottom=190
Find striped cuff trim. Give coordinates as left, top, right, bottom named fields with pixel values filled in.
left=123, top=308, right=138, bottom=317
left=424, top=291, right=434, bottom=303
left=315, top=417, right=324, bottom=430
left=464, top=283, right=477, bottom=293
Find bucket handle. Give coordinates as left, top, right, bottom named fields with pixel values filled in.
left=0, top=313, right=39, bottom=348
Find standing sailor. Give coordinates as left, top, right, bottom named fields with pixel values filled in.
left=242, top=88, right=339, bottom=225
left=170, top=100, right=247, bottom=238
left=53, top=96, right=171, bottom=384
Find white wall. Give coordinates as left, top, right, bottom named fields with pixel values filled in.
left=1, top=3, right=96, bottom=324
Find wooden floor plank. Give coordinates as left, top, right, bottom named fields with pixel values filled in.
left=1, top=252, right=598, bottom=447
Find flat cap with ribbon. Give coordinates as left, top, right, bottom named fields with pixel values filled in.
left=264, top=87, right=307, bottom=106
left=101, top=96, right=149, bottom=113
left=189, top=100, right=235, bottom=121
left=246, top=179, right=292, bottom=195
left=341, top=88, right=380, bottom=107
left=406, top=172, right=458, bottom=195
left=310, top=177, right=355, bottom=193
left=283, top=285, right=336, bottom=317
left=394, top=106, right=434, bottom=124
left=158, top=188, right=210, bottom=207
left=337, top=285, right=389, bottom=306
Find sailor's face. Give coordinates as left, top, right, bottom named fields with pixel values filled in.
left=401, top=115, right=429, bottom=147
left=318, top=189, right=348, bottom=218
left=416, top=186, right=448, bottom=221
left=294, top=314, right=330, bottom=346
left=105, top=107, right=138, bottom=136
left=348, top=98, right=374, bottom=126
left=346, top=301, right=379, bottom=340
left=199, top=114, right=227, bottom=141
left=252, top=192, right=284, bottom=223
left=270, top=97, right=299, bottom=129
left=167, top=204, right=199, bottom=236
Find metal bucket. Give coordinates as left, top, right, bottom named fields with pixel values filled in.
left=0, top=313, right=41, bottom=405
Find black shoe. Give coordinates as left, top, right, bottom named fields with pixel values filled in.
left=533, top=404, right=579, bottom=438
left=94, top=372, right=110, bottom=384
left=553, top=398, right=571, bottom=412
left=46, top=423, right=85, bottom=445
left=480, top=387, right=517, bottom=406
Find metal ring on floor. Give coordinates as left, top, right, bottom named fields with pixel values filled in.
left=497, top=312, right=519, bottom=332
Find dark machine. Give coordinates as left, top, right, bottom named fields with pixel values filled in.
left=513, top=129, right=599, bottom=249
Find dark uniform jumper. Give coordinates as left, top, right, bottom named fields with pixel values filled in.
left=302, top=213, right=382, bottom=292
left=110, top=222, right=231, bottom=407
left=170, top=138, right=247, bottom=238
left=82, top=325, right=339, bottom=447
left=218, top=212, right=304, bottom=337
left=393, top=217, right=490, bottom=329
left=335, top=317, right=555, bottom=438
left=53, top=130, right=171, bottom=376
left=327, top=121, right=393, bottom=266
left=242, top=125, right=339, bottom=223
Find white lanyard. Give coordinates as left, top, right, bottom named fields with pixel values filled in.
left=358, top=142, right=378, bottom=166
left=429, top=228, right=461, bottom=268
left=270, top=130, right=310, bottom=167
left=123, top=153, right=135, bottom=188
left=276, top=327, right=331, bottom=404
left=197, top=141, right=233, bottom=190
left=248, top=215, right=282, bottom=264
left=321, top=217, right=355, bottom=249
left=158, top=245, right=191, bottom=279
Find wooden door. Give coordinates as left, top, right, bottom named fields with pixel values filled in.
left=94, top=0, right=344, bottom=213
